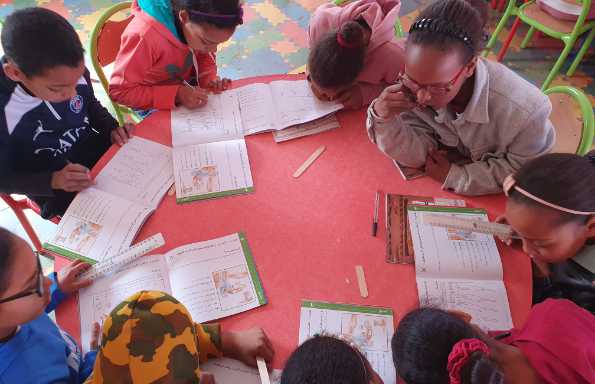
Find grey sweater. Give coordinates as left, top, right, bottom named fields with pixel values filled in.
left=367, top=58, right=555, bottom=196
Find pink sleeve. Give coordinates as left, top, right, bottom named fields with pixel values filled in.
left=109, top=31, right=179, bottom=110
left=196, top=52, right=218, bottom=88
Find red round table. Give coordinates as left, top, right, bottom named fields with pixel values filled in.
left=56, top=74, right=532, bottom=368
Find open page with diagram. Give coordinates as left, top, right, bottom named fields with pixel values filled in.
left=44, top=137, right=172, bottom=262
left=165, top=233, right=266, bottom=323
left=172, top=139, right=253, bottom=203
left=407, top=205, right=513, bottom=330
left=44, top=187, right=153, bottom=263
left=78, top=233, right=266, bottom=352
left=299, top=301, right=396, bottom=384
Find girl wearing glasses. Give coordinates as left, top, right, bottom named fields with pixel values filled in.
left=0, top=228, right=97, bottom=383
left=307, top=0, right=406, bottom=110
left=392, top=302, right=595, bottom=384
left=110, top=0, right=241, bottom=111
left=367, top=0, right=555, bottom=196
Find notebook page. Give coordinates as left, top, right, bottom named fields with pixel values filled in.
left=172, top=139, right=253, bottom=203
left=94, top=137, right=173, bottom=208
left=165, top=233, right=266, bottom=323
left=417, top=278, right=513, bottom=330
left=79, top=255, right=172, bottom=353
left=407, top=206, right=503, bottom=281
left=171, top=91, right=243, bottom=147
left=298, top=301, right=396, bottom=384
left=233, top=83, right=277, bottom=135
left=44, top=188, right=152, bottom=263
left=269, top=80, right=343, bottom=128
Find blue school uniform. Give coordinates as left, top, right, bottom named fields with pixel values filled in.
left=0, top=274, right=96, bottom=384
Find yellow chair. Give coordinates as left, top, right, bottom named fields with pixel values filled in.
left=89, top=1, right=141, bottom=125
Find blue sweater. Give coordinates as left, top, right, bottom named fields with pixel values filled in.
left=0, top=274, right=96, bottom=384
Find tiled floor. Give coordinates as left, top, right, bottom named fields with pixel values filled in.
left=0, top=0, right=593, bottom=270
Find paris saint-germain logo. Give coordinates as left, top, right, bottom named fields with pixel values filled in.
left=69, top=95, right=83, bottom=114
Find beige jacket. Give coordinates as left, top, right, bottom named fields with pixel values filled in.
left=367, top=58, right=556, bottom=195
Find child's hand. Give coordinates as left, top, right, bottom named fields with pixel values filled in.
left=425, top=149, right=451, bottom=184
left=337, top=86, right=363, bottom=110
left=90, top=322, right=101, bottom=351
left=176, top=85, right=209, bottom=109
left=495, top=215, right=514, bottom=246
left=51, top=163, right=94, bottom=192
left=308, top=75, right=331, bottom=102
left=207, top=77, right=232, bottom=94
left=111, top=123, right=135, bottom=146
left=372, top=82, right=417, bottom=120
left=57, top=259, right=93, bottom=295
left=221, top=328, right=274, bottom=367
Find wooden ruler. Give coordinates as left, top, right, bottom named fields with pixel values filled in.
left=79, top=233, right=165, bottom=280
left=423, top=214, right=516, bottom=239
left=385, top=195, right=466, bottom=264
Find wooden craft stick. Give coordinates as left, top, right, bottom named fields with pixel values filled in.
left=355, top=265, right=368, bottom=298
left=256, top=357, right=271, bottom=384
left=293, top=145, right=326, bottom=178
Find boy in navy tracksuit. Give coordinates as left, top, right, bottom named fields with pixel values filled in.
left=0, top=7, right=134, bottom=219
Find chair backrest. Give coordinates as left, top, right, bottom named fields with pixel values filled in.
left=544, top=86, right=594, bottom=155
left=89, top=1, right=134, bottom=125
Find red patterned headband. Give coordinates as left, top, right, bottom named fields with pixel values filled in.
left=447, top=338, right=490, bottom=384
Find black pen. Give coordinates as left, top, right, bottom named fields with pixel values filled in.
left=372, top=191, right=380, bottom=236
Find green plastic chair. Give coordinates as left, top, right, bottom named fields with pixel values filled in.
left=485, top=0, right=595, bottom=90
left=544, top=86, right=594, bottom=155
left=333, top=0, right=405, bottom=38
left=90, top=1, right=141, bottom=125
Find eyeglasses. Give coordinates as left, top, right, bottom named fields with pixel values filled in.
left=398, top=64, right=467, bottom=96
left=0, top=252, right=44, bottom=304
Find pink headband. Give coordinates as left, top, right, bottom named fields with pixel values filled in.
left=447, top=338, right=490, bottom=384
left=503, top=175, right=595, bottom=216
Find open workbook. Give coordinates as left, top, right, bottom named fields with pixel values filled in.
left=43, top=137, right=173, bottom=263
left=407, top=206, right=513, bottom=331
left=79, top=233, right=267, bottom=353
left=170, top=79, right=342, bottom=203
left=299, top=301, right=396, bottom=384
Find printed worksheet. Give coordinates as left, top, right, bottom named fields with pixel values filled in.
left=94, top=137, right=173, bottom=207
left=299, top=301, right=396, bottom=384
left=171, top=92, right=243, bottom=147
left=44, top=137, right=173, bottom=262
left=407, top=205, right=513, bottom=330
left=44, top=189, right=152, bottom=263
left=173, top=140, right=253, bottom=203
left=79, top=233, right=266, bottom=353
left=170, top=79, right=343, bottom=139
left=79, top=254, right=171, bottom=353
left=201, top=358, right=282, bottom=384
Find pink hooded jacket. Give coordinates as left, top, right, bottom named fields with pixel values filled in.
left=109, top=0, right=217, bottom=110
left=308, top=0, right=405, bottom=105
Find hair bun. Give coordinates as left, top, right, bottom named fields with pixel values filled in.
left=337, top=21, right=366, bottom=49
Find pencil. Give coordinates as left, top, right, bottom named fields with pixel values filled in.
left=183, top=80, right=196, bottom=90
left=372, top=191, right=380, bottom=236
